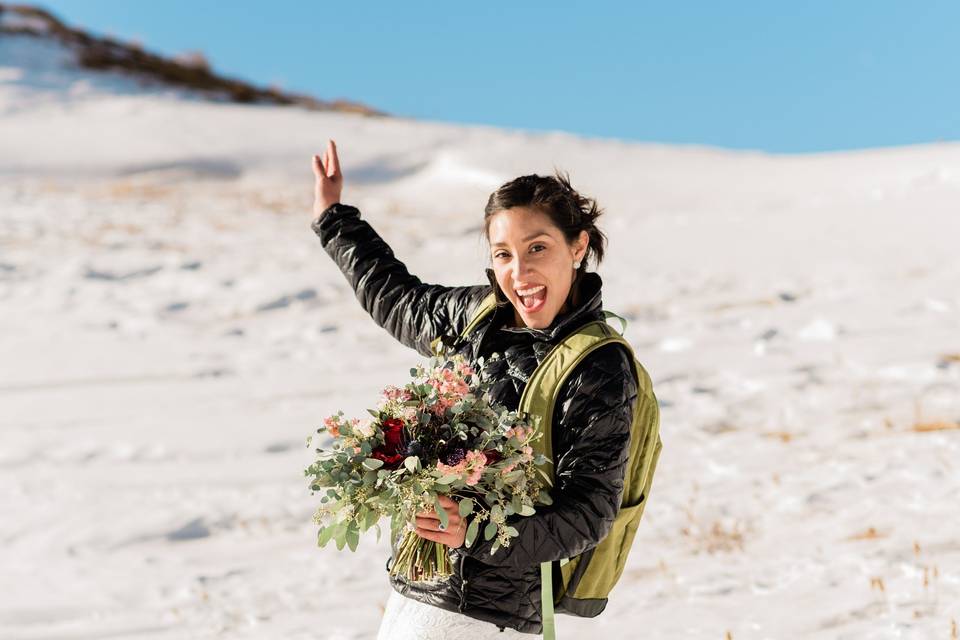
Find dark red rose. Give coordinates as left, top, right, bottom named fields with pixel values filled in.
left=381, top=418, right=406, bottom=454
left=482, top=449, right=502, bottom=465
left=370, top=447, right=404, bottom=468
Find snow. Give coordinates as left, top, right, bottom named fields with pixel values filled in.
left=2, top=30, right=960, bottom=639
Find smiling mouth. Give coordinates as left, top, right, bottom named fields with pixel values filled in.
left=516, top=285, right=547, bottom=311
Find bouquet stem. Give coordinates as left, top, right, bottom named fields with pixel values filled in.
left=389, top=529, right=453, bottom=584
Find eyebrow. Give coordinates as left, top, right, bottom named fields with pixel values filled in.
left=491, top=231, right=552, bottom=248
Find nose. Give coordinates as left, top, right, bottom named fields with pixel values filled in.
left=510, top=254, right=534, bottom=281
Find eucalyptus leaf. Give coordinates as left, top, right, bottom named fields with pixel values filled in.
left=362, top=458, right=385, bottom=470
left=334, top=525, right=347, bottom=551
left=519, top=504, right=536, bottom=516
left=458, top=498, right=474, bottom=517
left=465, top=519, right=479, bottom=547
left=484, top=520, right=497, bottom=541
left=502, top=470, right=524, bottom=484
left=403, top=456, right=419, bottom=473
left=317, top=525, right=335, bottom=548
left=433, top=494, right=449, bottom=530
left=363, top=508, right=379, bottom=531
left=345, top=524, right=360, bottom=552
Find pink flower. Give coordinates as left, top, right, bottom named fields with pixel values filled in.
left=323, top=415, right=341, bottom=438
left=463, top=450, right=488, bottom=486
left=381, top=385, right=412, bottom=403
left=436, top=459, right=467, bottom=476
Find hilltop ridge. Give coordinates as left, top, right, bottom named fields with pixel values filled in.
left=0, top=2, right=387, bottom=115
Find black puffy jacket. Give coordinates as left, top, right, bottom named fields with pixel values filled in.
left=312, top=203, right=639, bottom=635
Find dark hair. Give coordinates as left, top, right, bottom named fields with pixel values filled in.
left=482, top=169, right=607, bottom=275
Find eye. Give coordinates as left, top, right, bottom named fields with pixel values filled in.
left=493, top=251, right=508, bottom=259
left=530, top=244, right=546, bottom=253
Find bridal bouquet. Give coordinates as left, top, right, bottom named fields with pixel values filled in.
left=305, top=352, right=551, bottom=583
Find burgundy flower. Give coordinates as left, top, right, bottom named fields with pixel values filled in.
left=381, top=418, right=406, bottom=454
left=371, top=417, right=407, bottom=469
left=370, top=447, right=404, bottom=468
left=482, top=449, right=502, bottom=465
left=443, top=447, right=466, bottom=466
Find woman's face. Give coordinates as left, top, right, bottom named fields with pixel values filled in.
left=487, top=207, right=588, bottom=329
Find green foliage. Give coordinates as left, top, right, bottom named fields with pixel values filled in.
left=403, top=456, right=420, bottom=473
left=307, top=352, right=548, bottom=564
left=362, top=457, right=385, bottom=470
left=433, top=494, right=449, bottom=530
left=465, top=518, right=479, bottom=547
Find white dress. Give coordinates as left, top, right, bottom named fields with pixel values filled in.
left=376, top=589, right=538, bottom=639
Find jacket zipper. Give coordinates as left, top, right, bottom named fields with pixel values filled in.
left=457, top=553, right=469, bottom=612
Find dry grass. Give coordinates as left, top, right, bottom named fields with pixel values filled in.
left=846, top=526, right=886, bottom=541
left=912, top=421, right=960, bottom=433
left=247, top=191, right=300, bottom=216
left=761, top=430, right=795, bottom=443
left=680, top=484, right=749, bottom=554
left=105, top=181, right=174, bottom=200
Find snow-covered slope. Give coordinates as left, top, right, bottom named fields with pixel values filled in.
left=1, top=17, right=959, bottom=640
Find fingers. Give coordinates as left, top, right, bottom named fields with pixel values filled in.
left=416, top=518, right=463, bottom=539
left=415, top=512, right=461, bottom=531
left=327, top=139, right=340, bottom=177
left=312, top=154, right=325, bottom=180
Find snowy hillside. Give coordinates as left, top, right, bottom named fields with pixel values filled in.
left=1, top=10, right=959, bottom=640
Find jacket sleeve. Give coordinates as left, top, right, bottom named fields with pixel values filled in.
left=311, top=203, right=490, bottom=357
left=458, top=343, right=639, bottom=569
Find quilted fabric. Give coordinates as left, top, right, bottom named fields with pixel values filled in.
left=313, top=203, right=638, bottom=635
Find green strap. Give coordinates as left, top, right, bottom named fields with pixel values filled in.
left=602, top=309, right=628, bottom=335
left=541, top=561, right=556, bottom=640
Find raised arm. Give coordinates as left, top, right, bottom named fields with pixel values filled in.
left=311, top=203, right=488, bottom=356
left=458, top=342, right=641, bottom=568
left=309, top=140, right=489, bottom=356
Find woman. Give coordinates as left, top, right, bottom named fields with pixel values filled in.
left=310, top=140, right=639, bottom=638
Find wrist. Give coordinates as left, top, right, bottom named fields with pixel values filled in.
left=312, top=201, right=346, bottom=224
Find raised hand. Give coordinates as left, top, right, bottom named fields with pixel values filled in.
left=311, top=139, right=343, bottom=220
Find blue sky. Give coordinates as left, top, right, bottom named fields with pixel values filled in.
left=36, top=1, right=960, bottom=153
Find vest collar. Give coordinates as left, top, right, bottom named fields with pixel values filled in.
left=484, top=267, right=604, bottom=342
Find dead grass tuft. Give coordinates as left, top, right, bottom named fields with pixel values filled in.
left=761, top=430, right=794, bottom=443
left=912, top=421, right=960, bottom=432
left=846, top=526, right=885, bottom=541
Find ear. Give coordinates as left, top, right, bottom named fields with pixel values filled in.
left=575, top=230, right=589, bottom=261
